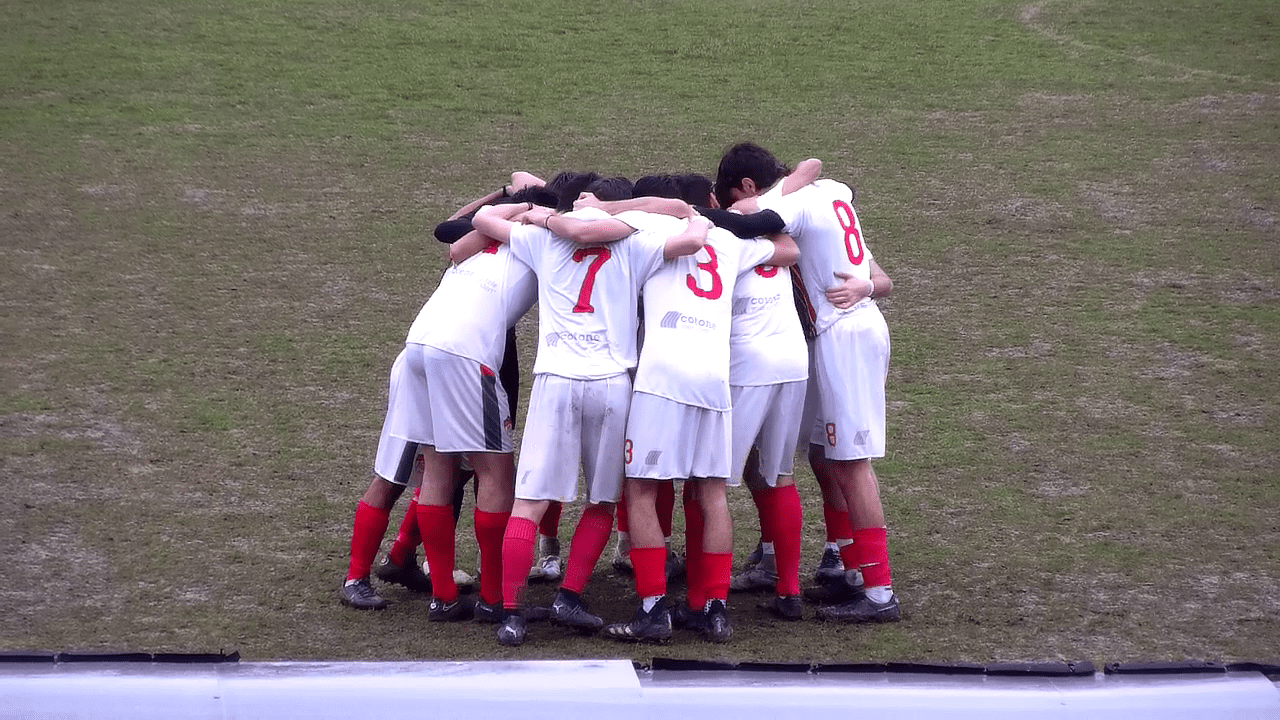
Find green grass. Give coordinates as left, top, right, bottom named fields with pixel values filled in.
left=2, top=0, right=1277, bottom=666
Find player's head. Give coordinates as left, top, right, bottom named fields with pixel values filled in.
left=676, top=173, right=714, bottom=207
left=504, top=186, right=559, bottom=208
left=547, top=171, right=602, bottom=212
left=633, top=174, right=682, bottom=200
left=714, top=142, right=790, bottom=208
left=582, top=176, right=634, bottom=202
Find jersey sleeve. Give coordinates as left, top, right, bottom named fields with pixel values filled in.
left=737, top=237, right=780, bottom=276
left=755, top=191, right=805, bottom=235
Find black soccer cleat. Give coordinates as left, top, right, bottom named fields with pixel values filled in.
left=339, top=578, right=388, bottom=610
left=814, top=547, right=845, bottom=586
left=427, top=595, right=475, bottom=622
left=373, top=554, right=432, bottom=593
left=671, top=601, right=705, bottom=633
left=765, top=594, right=804, bottom=621
left=604, top=599, right=673, bottom=643
left=473, top=598, right=506, bottom=624
left=804, top=570, right=865, bottom=605
left=700, top=599, right=733, bottom=643
left=549, top=589, right=604, bottom=633
left=497, top=613, right=528, bottom=647
left=815, top=592, right=902, bottom=624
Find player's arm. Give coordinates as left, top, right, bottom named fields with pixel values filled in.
left=541, top=213, right=637, bottom=245
left=447, top=230, right=493, bottom=264
left=574, top=193, right=696, bottom=219
left=453, top=203, right=536, bottom=263
left=825, top=251, right=892, bottom=308
left=446, top=171, right=546, bottom=222
left=764, top=233, right=800, bottom=267
left=694, top=207, right=786, bottom=239
left=663, top=216, right=711, bottom=259
left=780, top=158, right=822, bottom=195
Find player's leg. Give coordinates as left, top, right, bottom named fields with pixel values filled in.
left=656, top=480, right=682, bottom=579
left=415, top=444, right=472, bottom=618
left=603, top=477, right=673, bottom=643
left=552, top=373, right=630, bottom=632
left=529, top=500, right=563, bottom=582
left=469, top=450, right=516, bottom=619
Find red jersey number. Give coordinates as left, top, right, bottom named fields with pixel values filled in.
left=832, top=200, right=865, bottom=266
left=754, top=264, right=779, bottom=278
left=686, top=246, right=723, bottom=300
left=572, top=247, right=611, bottom=313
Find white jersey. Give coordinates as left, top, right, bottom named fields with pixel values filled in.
left=756, top=178, right=874, bottom=336
left=508, top=209, right=667, bottom=380
left=729, top=260, right=808, bottom=386
left=405, top=242, right=536, bottom=368
left=624, top=214, right=778, bottom=411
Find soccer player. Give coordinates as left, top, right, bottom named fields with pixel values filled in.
left=714, top=142, right=901, bottom=623
left=389, top=200, right=543, bottom=621
left=467, top=180, right=712, bottom=647
left=576, top=189, right=800, bottom=643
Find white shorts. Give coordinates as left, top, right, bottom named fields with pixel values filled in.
left=372, top=351, right=425, bottom=486
left=626, top=392, right=733, bottom=483
left=730, top=380, right=806, bottom=486
left=387, top=343, right=514, bottom=454
left=515, top=373, right=631, bottom=504
left=807, top=304, right=889, bottom=460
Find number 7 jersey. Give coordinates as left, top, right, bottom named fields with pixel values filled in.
left=508, top=210, right=669, bottom=380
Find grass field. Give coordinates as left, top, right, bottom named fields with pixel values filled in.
left=2, top=0, right=1278, bottom=666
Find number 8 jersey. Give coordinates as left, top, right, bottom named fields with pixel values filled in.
left=756, top=179, right=869, bottom=337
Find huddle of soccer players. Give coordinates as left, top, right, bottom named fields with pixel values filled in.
left=338, top=142, right=900, bottom=646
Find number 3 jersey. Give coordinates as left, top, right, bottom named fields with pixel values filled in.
left=508, top=209, right=669, bottom=380
left=622, top=212, right=779, bottom=411
left=756, top=178, right=871, bottom=337
left=404, top=243, right=536, bottom=369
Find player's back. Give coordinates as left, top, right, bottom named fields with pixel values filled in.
left=758, top=178, right=871, bottom=335
left=509, top=212, right=666, bottom=380
left=405, top=242, right=536, bottom=369
left=729, top=260, right=807, bottom=386
left=633, top=225, right=778, bottom=410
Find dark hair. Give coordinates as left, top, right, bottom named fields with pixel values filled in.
left=504, top=186, right=559, bottom=208
left=583, top=176, right=634, bottom=203
left=633, top=174, right=682, bottom=199
left=676, top=173, right=714, bottom=207
left=546, top=171, right=603, bottom=212
left=714, top=142, right=790, bottom=208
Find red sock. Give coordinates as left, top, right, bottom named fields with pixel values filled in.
left=683, top=488, right=706, bottom=608
left=823, top=502, right=852, bottom=544
left=852, top=526, right=893, bottom=588
left=656, top=481, right=675, bottom=538
left=630, top=545, right=667, bottom=599
left=752, top=488, right=776, bottom=545
left=616, top=494, right=629, bottom=533
left=474, top=509, right=510, bottom=605
left=416, top=503, right=457, bottom=602
left=347, top=501, right=391, bottom=582
left=539, top=501, right=563, bottom=538
left=501, top=517, right=537, bottom=609
left=387, top=488, right=421, bottom=567
left=702, top=552, right=733, bottom=603
left=562, top=504, right=613, bottom=594
left=770, top=485, right=804, bottom=596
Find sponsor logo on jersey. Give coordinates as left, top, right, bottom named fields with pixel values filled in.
left=545, top=330, right=604, bottom=347
left=731, top=293, right=782, bottom=316
left=659, top=310, right=717, bottom=331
